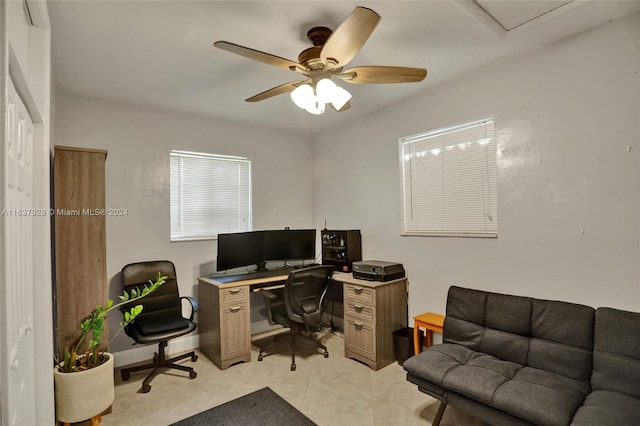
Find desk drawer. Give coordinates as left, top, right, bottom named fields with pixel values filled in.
left=344, top=284, right=375, bottom=306
left=344, top=317, right=376, bottom=361
left=220, top=286, right=249, bottom=305
left=345, top=301, right=375, bottom=321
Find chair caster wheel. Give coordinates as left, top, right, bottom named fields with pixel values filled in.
left=191, top=354, right=198, bottom=362
left=258, top=355, right=263, bottom=361
left=189, top=371, right=197, bottom=379
left=121, top=371, right=130, bottom=381
left=141, top=384, right=151, bottom=393
left=290, top=364, right=296, bottom=371
left=324, top=352, right=329, bottom=358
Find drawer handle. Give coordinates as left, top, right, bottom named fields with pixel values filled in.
left=353, top=286, right=364, bottom=293
left=229, top=288, right=241, bottom=294
left=354, top=304, right=363, bottom=310
left=229, top=306, right=241, bottom=312
left=354, top=321, right=364, bottom=327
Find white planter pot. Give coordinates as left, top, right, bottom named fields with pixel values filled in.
left=53, top=352, right=115, bottom=423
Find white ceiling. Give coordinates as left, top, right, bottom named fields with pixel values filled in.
left=48, top=1, right=640, bottom=136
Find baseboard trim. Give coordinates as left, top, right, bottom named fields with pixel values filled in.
left=112, top=335, right=200, bottom=368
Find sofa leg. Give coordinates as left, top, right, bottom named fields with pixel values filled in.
left=432, top=401, right=447, bottom=426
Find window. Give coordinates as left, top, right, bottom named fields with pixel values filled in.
left=170, top=150, right=251, bottom=241
left=399, top=118, right=497, bottom=237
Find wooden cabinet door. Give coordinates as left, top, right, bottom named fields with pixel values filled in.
left=54, top=146, right=108, bottom=355
left=220, top=304, right=251, bottom=360
left=344, top=318, right=376, bottom=361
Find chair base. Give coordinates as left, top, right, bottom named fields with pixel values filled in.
left=258, top=328, right=328, bottom=371
left=120, top=340, right=198, bottom=392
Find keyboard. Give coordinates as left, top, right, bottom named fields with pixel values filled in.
left=211, top=267, right=295, bottom=283
left=210, top=264, right=321, bottom=283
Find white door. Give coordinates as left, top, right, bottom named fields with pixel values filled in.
left=2, top=77, right=37, bottom=426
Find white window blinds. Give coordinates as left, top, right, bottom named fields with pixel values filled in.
left=399, top=118, right=497, bottom=237
left=170, top=150, right=251, bottom=241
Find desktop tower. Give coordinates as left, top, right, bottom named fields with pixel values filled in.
left=321, top=229, right=362, bottom=273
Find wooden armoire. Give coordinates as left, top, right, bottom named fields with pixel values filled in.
left=53, top=146, right=108, bottom=355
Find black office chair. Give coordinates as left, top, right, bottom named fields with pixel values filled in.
left=258, top=265, right=335, bottom=371
left=119, top=260, right=198, bottom=393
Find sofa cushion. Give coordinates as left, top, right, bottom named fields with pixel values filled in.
left=493, top=367, right=591, bottom=426
left=590, top=307, right=640, bottom=399
left=443, top=286, right=595, bottom=383
left=403, top=343, right=521, bottom=405
left=528, top=299, right=595, bottom=381
left=403, top=343, right=590, bottom=426
left=570, top=390, right=640, bottom=426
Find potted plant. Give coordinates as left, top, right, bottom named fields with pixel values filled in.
left=53, top=272, right=167, bottom=424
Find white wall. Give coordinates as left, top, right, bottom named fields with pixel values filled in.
left=312, top=13, right=640, bottom=322
left=56, top=94, right=313, bottom=353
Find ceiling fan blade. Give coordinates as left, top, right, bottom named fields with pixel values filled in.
left=331, top=101, right=351, bottom=112
left=320, top=7, right=381, bottom=68
left=245, top=81, right=304, bottom=102
left=338, top=66, right=427, bottom=84
left=214, top=41, right=307, bottom=73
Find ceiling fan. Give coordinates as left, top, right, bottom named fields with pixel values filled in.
left=213, top=6, right=427, bottom=114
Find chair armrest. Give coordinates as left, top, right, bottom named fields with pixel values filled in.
left=258, top=289, right=282, bottom=325
left=181, top=296, right=198, bottom=321
left=260, top=290, right=278, bottom=300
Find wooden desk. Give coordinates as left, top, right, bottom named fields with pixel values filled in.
left=413, top=312, right=445, bottom=355
left=198, top=273, right=287, bottom=370
left=198, top=272, right=408, bottom=371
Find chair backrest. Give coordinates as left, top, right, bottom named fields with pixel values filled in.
left=283, top=265, right=334, bottom=328
left=121, top=260, right=182, bottom=324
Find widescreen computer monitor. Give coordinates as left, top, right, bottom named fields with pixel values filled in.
left=216, top=229, right=317, bottom=272
left=263, top=229, right=316, bottom=263
left=216, top=231, right=265, bottom=271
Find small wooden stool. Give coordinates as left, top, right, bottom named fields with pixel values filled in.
left=413, top=312, right=445, bottom=355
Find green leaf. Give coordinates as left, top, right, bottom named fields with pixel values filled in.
left=80, top=318, right=91, bottom=332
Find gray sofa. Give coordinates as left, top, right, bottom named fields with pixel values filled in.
left=403, top=286, right=640, bottom=426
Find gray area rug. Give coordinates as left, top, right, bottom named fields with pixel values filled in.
left=170, top=387, right=317, bottom=426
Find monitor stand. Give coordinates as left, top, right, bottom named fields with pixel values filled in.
left=256, top=262, right=268, bottom=272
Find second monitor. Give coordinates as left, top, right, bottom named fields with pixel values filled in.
left=264, top=229, right=316, bottom=263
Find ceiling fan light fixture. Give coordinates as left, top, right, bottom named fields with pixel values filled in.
left=330, top=86, right=352, bottom=110
left=290, top=84, right=314, bottom=109
left=291, top=78, right=352, bottom=114
left=316, top=78, right=337, bottom=104
left=305, top=96, right=325, bottom=115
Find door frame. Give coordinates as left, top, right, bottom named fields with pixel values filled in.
left=0, top=0, right=53, bottom=424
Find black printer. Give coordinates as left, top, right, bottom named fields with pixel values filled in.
left=352, top=260, right=405, bottom=282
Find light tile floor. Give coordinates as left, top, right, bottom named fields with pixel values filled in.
left=104, top=331, right=485, bottom=426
